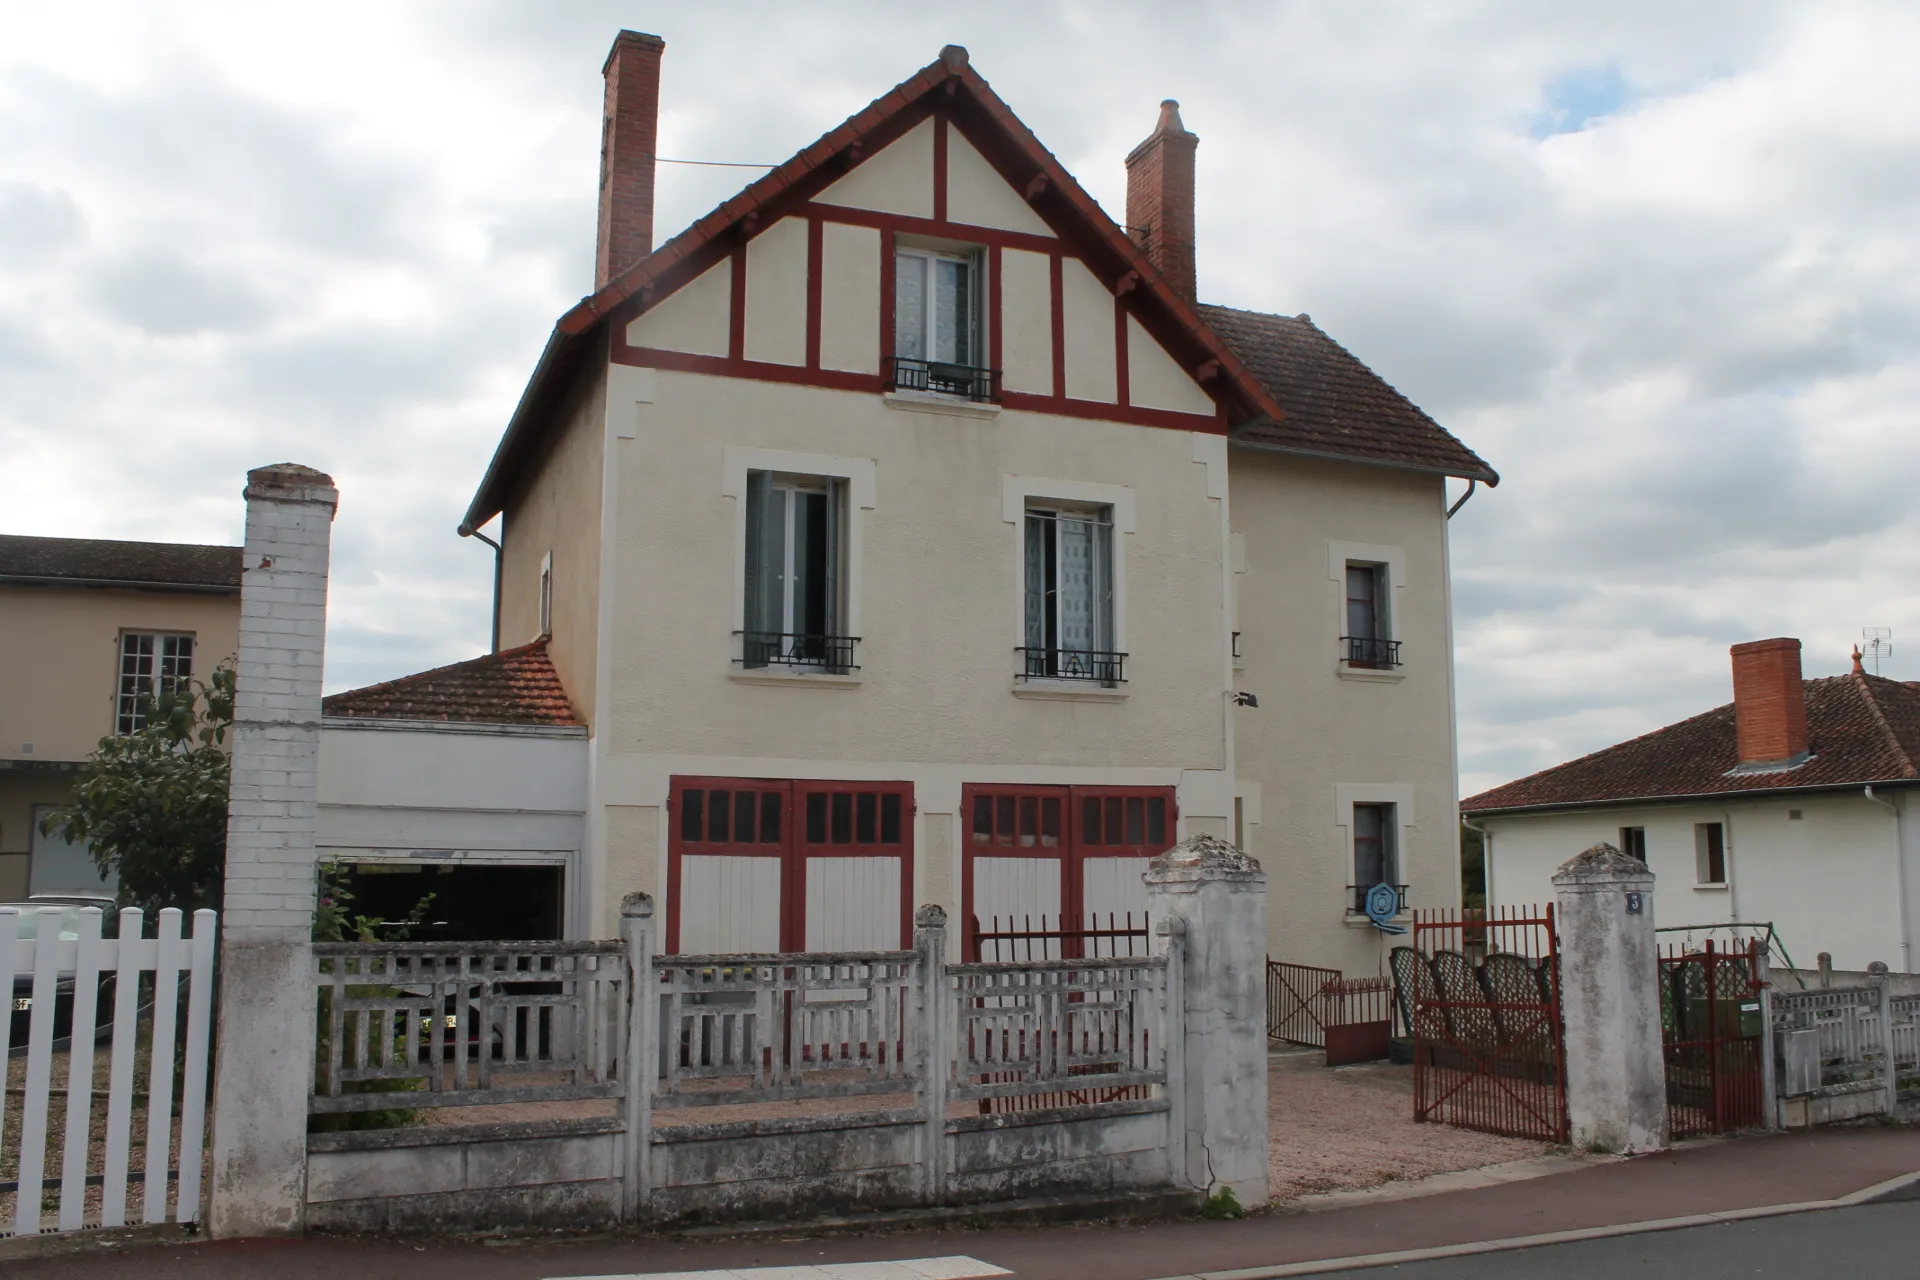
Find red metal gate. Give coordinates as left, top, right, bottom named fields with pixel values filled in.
left=1403, top=907, right=1568, bottom=1142
left=1660, top=939, right=1766, bottom=1136
left=1267, top=961, right=1395, bottom=1065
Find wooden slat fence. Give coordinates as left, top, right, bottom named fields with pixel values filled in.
left=2, top=906, right=216, bottom=1238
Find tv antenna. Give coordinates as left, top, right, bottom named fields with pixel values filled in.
left=1863, top=627, right=1893, bottom=676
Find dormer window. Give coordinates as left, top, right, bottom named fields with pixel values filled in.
left=890, top=246, right=995, bottom=402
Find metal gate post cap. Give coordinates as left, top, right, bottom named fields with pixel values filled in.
left=621, top=892, right=654, bottom=918
left=915, top=903, right=947, bottom=929
left=1552, top=842, right=1652, bottom=883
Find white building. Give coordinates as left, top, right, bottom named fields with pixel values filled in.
left=318, top=33, right=1496, bottom=971
left=1463, top=638, right=1920, bottom=973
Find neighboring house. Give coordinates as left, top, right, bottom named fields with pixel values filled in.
left=321, top=33, right=1495, bottom=970
left=1462, top=638, right=1920, bottom=973
left=0, top=533, right=241, bottom=899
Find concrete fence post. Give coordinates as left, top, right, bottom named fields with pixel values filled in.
left=1552, top=843, right=1667, bottom=1153
left=209, top=464, right=338, bottom=1238
left=1143, top=834, right=1268, bottom=1207
left=915, top=904, right=949, bottom=1204
left=620, top=892, right=656, bottom=1223
left=1877, top=977, right=1897, bottom=1118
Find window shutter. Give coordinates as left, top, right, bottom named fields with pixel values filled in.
left=1023, top=514, right=1047, bottom=651
left=744, top=470, right=772, bottom=662
left=824, top=479, right=843, bottom=641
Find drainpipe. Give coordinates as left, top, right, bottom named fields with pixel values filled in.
left=458, top=523, right=503, bottom=654
left=1462, top=815, right=1492, bottom=911
left=1446, top=478, right=1477, bottom=519
left=1866, top=785, right=1909, bottom=972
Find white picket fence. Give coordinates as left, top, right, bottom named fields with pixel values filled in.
left=1, top=906, right=217, bottom=1238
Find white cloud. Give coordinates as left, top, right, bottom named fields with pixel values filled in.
left=2, top=0, right=1917, bottom=800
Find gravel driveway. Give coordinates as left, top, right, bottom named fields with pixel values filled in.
left=1266, top=1044, right=1554, bottom=1202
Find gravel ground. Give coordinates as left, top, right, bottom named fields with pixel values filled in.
left=1265, top=1045, right=1554, bottom=1202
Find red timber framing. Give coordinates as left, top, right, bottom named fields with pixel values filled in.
left=665, top=776, right=915, bottom=955
left=959, top=783, right=1177, bottom=960
left=469, top=48, right=1286, bottom=532
left=601, top=96, right=1276, bottom=435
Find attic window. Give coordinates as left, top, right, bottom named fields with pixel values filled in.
left=889, top=246, right=995, bottom=402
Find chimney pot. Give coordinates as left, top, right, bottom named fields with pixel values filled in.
left=1125, top=99, right=1199, bottom=301
left=1730, top=637, right=1809, bottom=768
left=596, top=30, right=666, bottom=291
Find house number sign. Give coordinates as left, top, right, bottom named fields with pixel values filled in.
left=1625, top=891, right=1643, bottom=915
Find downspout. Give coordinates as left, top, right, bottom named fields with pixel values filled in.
left=1446, top=478, right=1477, bottom=519
left=1462, top=815, right=1492, bottom=911
left=458, top=523, right=504, bottom=654
left=1866, top=785, right=1909, bottom=972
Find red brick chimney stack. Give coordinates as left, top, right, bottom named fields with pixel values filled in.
left=1730, top=637, right=1809, bottom=767
left=596, top=30, right=665, bottom=291
left=1125, top=99, right=1198, bottom=301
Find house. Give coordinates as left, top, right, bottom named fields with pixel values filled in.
left=0, top=533, right=241, bottom=898
left=1462, top=638, right=1920, bottom=973
left=319, top=33, right=1495, bottom=970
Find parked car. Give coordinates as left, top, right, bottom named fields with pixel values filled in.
left=5, top=899, right=120, bottom=1052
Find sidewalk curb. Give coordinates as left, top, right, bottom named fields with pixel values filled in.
left=1142, top=1169, right=1920, bottom=1280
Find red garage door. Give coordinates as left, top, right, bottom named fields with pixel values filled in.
left=666, top=777, right=914, bottom=954
left=960, top=784, right=1175, bottom=959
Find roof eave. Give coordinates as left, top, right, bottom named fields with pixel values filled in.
left=0, top=574, right=241, bottom=595
left=1464, top=777, right=1920, bottom=818
left=1228, top=433, right=1500, bottom=486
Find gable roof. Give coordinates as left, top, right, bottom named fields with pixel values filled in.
left=1203, top=307, right=1498, bottom=484
left=321, top=641, right=582, bottom=728
left=462, top=47, right=1289, bottom=533
left=0, top=533, right=242, bottom=593
left=1462, top=673, right=1920, bottom=815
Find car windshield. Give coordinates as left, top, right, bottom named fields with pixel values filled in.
left=1, top=906, right=85, bottom=941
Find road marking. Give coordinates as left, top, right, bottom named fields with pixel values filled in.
left=548, top=1256, right=1013, bottom=1280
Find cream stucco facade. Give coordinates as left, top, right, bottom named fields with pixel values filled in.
left=0, top=579, right=240, bottom=898
left=470, top=98, right=1474, bottom=965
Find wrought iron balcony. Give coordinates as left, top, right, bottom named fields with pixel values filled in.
left=1017, top=647, right=1127, bottom=686
left=736, top=631, right=860, bottom=674
left=1349, top=883, right=1409, bottom=917
left=1342, top=636, right=1403, bottom=669
left=884, top=356, right=1000, bottom=403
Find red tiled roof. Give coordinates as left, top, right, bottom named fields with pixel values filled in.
left=321, top=641, right=581, bottom=728
left=1202, top=307, right=1497, bottom=483
left=1462, top=674, right=1920, bottom=814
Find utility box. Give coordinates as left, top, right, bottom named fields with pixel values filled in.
left=1779, top=1027, right=1821, bottom=1096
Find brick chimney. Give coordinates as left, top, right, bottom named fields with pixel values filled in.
left=595, top=30, right=665, bottom=291
left=1730, top=638, right=1809, bottom=767
left=1125, top=99, right=1198, bottom=301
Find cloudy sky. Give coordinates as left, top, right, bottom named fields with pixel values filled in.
left=2, top=2, right=1916, bottom=795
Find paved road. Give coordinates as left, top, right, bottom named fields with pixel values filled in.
left=1317, top=1200, right=1920, bottom=1278
left=7, top=1129, right=1919, bottom=1280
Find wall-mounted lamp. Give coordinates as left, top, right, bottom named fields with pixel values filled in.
left=1230, top=692, right=1259, bottom=708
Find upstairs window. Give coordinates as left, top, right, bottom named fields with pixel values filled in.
left=891, top=246, right=992, bottom=400
left=1620, top=826, right=1647, bottom=860
left=1344, top=561, right=1399, bottom=669
left=117, top=632, right=193, bottom=735
left=1351, top=801, right=1399, bottom=914
left=1021, top=504, right=1120, bottom=684
left=741, top=471, right=853, bottom=672
left=1695, top=822, right=1727, bottom=886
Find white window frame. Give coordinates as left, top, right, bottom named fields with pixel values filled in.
left=1002, top=476, right=1135, bottom=699
left=894, top=245, right=983, bottom=370
left=116, top=631, right=194, bottom=735
left=1022, top=501, right=1116, bottom=675
left=1694, top=821, right=1729, bottom=888
left=1334, top=783, right=1416, bottom=919
left=1328, top=540, right=1407, bottom=681
left=538, top=552, right=553, bottom=638
left=724, top=447, right=877, bottom=682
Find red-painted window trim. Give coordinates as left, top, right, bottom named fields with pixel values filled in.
left=959, top=782, right=1177, bottom=959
